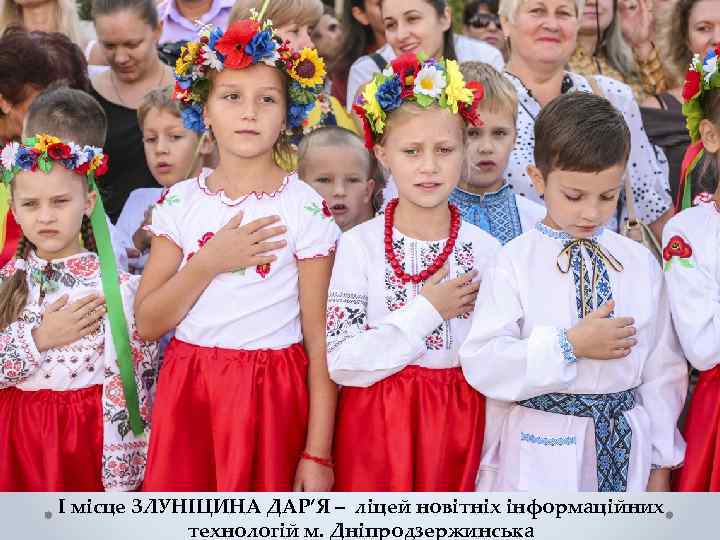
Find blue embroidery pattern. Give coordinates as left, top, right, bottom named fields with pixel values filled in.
left=518, top=389, right=637, bottom=492
left=558, top=329, right=577, bottom=364
left=450, top=185, right=523, bottom=244
left=520, top=432, right=576, bottom=446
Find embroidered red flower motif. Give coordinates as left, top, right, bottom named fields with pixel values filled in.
left=215, top=20, right=261, bottom=69
left=197, top=231, right=215, bottom=248
left=156, top=189, right=169, bottom=205
left=105, top=375, right=126, bottom=407
left=186, top=251, right=196, bottom=262
left=65, top=255, right=100, bottom=278
left=46, top=143, right=72, bottom=160
left=321, top=200, right=332, bottom=217
left=391, top=53, right=421, bottom=98
left=256, top=262, right=271, bottom=278
left=663, top=235, right=692, bottom=262
left=682, top=69, right=701, bottom=102
left=459, top=81, right=484, bottom=127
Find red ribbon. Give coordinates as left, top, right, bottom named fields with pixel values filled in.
left=0, top=210, right=22, bottom=268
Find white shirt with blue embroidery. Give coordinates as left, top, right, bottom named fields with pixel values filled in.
left=459, top=223, right=687, bottom=491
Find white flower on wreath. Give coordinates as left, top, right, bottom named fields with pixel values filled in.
left=1, top=141, right=19, bottom=170
left=703, top=55, right=718, bottom=84
left=414, top=65, right=446, bottom=98
left=202, top=49, right=224, bottom=71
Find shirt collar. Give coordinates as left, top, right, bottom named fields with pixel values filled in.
left=163, top=0, right=234, bottom=27
left=535, top=222, right=602, bottom=242
left=452, top=183, right=512, bottom=206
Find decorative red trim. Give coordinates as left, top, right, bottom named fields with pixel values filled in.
left=300, top=451, right=334, bottom=469
left=143, top=227, right=182, bottom=250
left=294, top=242, right=338, bottom=261
left=196, top=168, right=293, bottom=207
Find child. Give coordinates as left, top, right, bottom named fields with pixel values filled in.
left=663, top=48, right=720, bottom=492
left=459, top=92, right=687, bottom=492
left=0, top=87, right=159, bottom=491
left=328, top=53, right=500, bottom=490
left=298, top=126, right=381, bottom=232
left=137, top=10, right=341, bottom=491
left=450, top=62, right=544, bottom=245
left=116, top=87, right=214, bottom=272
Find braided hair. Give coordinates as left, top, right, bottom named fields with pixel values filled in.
left=0, top=235, right=35, bottom=330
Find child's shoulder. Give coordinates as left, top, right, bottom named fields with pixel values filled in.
left=515, top=194, right=546, bottom=219
left=665, top=202, right=716, bottom=237
left=599, top=228, right=660, bottom=273
left=459, top=219, right=501, bottom=250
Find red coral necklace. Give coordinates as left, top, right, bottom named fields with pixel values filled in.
left=384, top=198, right=460, bottom=284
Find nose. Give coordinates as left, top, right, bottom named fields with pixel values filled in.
left=711, top=27, right=720, bottom=48
left=419, top=151, right=439, bottom=174
left=239, top=98, right=258, bottom=120
left=114, top=48, right=130, bottom=64
left=581, top=202, right=601, bottom=223
left=332, top=179, right=346, bottom=197
left=37, top=204, right=56, bottom=224
left=156, top=135, right=169, bottom=154
left=396, top=21, right=411, bottom=42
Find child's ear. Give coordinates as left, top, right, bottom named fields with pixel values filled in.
left=84, top=187, right=98, bottom=217
left=198, top=132, right=215, bottom=157
left=699, top=119, right=720, bottom=153
left=373, top=145, right=388, bottom=170
left=364, top=178, right=376, bottom=204
left=526, top=165, right=546, bottom=197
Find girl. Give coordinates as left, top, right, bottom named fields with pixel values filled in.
left=328, top=53, right=500, bottom=490
left=0, top=87, right=158, bottom=491
left=137, top=8, right=340, bottom=491
left=664, top=47, right=720, bottom=491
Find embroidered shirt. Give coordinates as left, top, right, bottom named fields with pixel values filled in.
left=0, top=251, right=159, bottom=491
left=147, top=168, right=341, bottom=349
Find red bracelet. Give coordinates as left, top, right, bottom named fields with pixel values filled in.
left=301, top=451, right=334, bottom=469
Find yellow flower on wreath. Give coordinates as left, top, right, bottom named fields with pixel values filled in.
left=289, top=48, right=326, bottom=88
left=176, top=42, right=200, bottom=76
left=34, top=134, right=61, bottom=152
left=361, top=78, right=385, bottom=133
left=443, top=59, right=473, bottom=114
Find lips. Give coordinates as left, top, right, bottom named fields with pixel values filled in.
left=155, top=162, right=173, bottom=174
left=399, top=43, right=420, bottom=54
left=330, top=203, right=348, bottom=214
left=235, top=129, right=260, bottom=135
left=37, top=229, right=59, bottom=236
left=414, top=182, right=442, bottom=192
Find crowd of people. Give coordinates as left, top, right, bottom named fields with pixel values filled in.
left=0, top=0, right=719, bottom=493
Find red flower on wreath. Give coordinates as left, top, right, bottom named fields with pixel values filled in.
left=94, top=154, right=109, bottom=177
left=47, top=143, right=72, bottom=160
left=215, top=20, right=261, bottom=69
left=353, top=104, right=374, bottom=149
left=682, top=69, right=701, bottom=102
left=459, top=81, right=484, bottom=127
left=391, top=53, right=421, bottom=99
left=663, top=235, right=692, bottom=262
left=256, top=262, right=271, bottom=279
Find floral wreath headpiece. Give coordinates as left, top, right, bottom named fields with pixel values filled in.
left=677, top=46, right=720, bottom=211
left=0, top=134, right=144, bottom=438
left=352, top=53, right=484, bottom=150
left=174, top=0, right=326, bottom=135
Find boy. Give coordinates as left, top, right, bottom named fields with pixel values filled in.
left=298, top=126, right=382, bottom=232
left=450, top=62, right=544, bottom=245
left=460, top=93, right=687, bottom=492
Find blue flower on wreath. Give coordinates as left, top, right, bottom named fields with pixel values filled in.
left=181, top=104, right=206, bottom=134
left=376, top=77, right=402, bottom=111
left=208, top=27, right=223, bottom=49
left=177, top=77, right=193, bottom=90
left=16, top=146, right=36, bottom=170
left=288, top=102, right=314, bottom=129
left=246, top=30, right=276, bottom=63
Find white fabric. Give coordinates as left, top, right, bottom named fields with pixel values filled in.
left=346, top=36, right=505, bottom=110
left=459, top=226, right=687, bottom=491
left=502, top=72, right=671, bottom=227
left=147, top=168, right=340, bottom=349
left=116, top=187, right=164, bottom=271
left=516, top=193, right=546, bottom=232
left=326, top=215, right=501, bottom=387
left=663, top=202, right=720, bottom=372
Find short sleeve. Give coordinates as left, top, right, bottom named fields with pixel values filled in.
left=294, top=186, right=341, bottom=260
left=145, top=186, right=182, bottom=249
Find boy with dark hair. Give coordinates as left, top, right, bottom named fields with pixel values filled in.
left=460, top=92, right=687, bottom=493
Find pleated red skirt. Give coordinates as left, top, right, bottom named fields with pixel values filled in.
left=674, top=365, right=720, bottom=491
left=334, top=365, right=485, bottom=491
left=0, top=385, right=104, bottom=491
left=143, top=339, right=309, bottom=491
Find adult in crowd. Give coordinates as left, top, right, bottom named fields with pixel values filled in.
left=499, top=0, right=672, bottom=237
left=330, top=0, right=386, bottom=104
left=0, top=0, right=89, bottom=47
left=345, top=0, right=504, bottom=109
left=156, top=0, right=234, bottom=45
left=90, top=0, right=173, bottom=222
left=311, top=4, right=344, bottom=65
left=641, top=0, right=720, bottom=206
left=463, top=0, right=507, bottom=59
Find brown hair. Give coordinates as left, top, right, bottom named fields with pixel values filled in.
left=697, top=88, right=720, bottom=193
left=229, top=0, right=323, bottom=27
left=534, top=92, right=630, bottom=178
left=91, top=0, right=159, bottom=27
left=459, top=61, right=517, bottom=119
left=137, top=86, right=180, bottom=128
left=659, top=0, right=700, bottom=88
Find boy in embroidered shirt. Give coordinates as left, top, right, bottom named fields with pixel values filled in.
left=298, top=126, right=383, bottom=232
left=450, top=62, right=544, bottom=245
left=460, top=92, right=687, bottom=492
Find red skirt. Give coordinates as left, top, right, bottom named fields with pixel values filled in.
left=143, top=339, right=309, bottom=491
left=0, top=385, right=104, bottom=491
left=334, top=365, right=485, bottom=491
left=674, top=365, right=720, bottom=491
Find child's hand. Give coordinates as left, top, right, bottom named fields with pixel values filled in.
left=420, top=266, right=480, bottom=321
left=293, top=459, right=334, bottom=492
left=566, top=301, right=637, bottom=360
left=647, top=468, right=671, bottom=491
left=32, top=294, right=106, bottom=352
left=194, top=211, right=287, bottom=275
left=132, top=206, right=155, bottom=252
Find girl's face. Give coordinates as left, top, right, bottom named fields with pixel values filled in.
left=11, top=167, right=96, bottom=260
left=381, top=0, right=451, bottom=59
left=275, top=21, right=314, bottom=51
left=204, top=65, right=286, bottom=161
left=375, top=104, right=464, bottom=211
left=0, top=85, right=41, bottom=141
left=579, top=0, right=613, bottom=35
left=311, top=14, right=344, bottom=61
left=94, top=9, right=161, bottom=83
left=687, top=0, right=720, bottom=56
left=503, top=0, right=579, bottom=69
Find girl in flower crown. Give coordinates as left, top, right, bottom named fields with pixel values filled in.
left=136, top=2, right=340, bottom=491
left=0, top=87, right=159, bottom=491
left=327, top=53, right=501, bottom=491
left=663, top=46, right=720, bottom=491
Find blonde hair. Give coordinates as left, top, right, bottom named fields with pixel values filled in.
left=460, top=61, right=518, bottom=119
left=499, top=0, right=585, bottom=23
left=229, top=0, right=324, bottom=28
left=0, top=0, right=85, bottom=46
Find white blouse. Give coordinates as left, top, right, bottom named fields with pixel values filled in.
left=459, top=224, right=687, bottom=491
left=326, top=215, right=501, bottom=387
left=116, top=187, right=164, bottom=271
left=663, top=202, right=720, bottom=372
left=148, top=168, right=341, bottom=349
left=502, top=72, right=672, bottom=227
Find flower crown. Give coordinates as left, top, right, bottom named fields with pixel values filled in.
left=1, top=134, right=109, bottom=185
left=173, top=3, right=326, bottom=135
left=352, top=53, right=484, bottom=149
left=682, top=46, right=720, bottom=142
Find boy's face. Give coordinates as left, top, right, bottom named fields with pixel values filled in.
left=463, top=106, right=516, bottom=192
left=528, top=163, right=625, bottom=238
left=143, top=108, right=202, bottom=186
left=301, top=144, right=375, bottom=232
